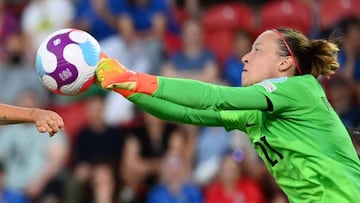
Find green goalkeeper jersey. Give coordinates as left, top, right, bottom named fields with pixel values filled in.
left=220, top=75, right=360, bottom=203
left=127, top=74, right=360, bottom=203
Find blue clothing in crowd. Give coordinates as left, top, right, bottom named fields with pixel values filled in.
left=338, top=50, right=360, bottom=80
left=169, top=50, right=216, bottom=71
left=74, top=0, right=118, bottom=41
left=223, top=54, right=244, bottom=86
left=1, top=189, right=28, bottom=203
left=147, top=183, right=203, bottom=203
left=339, top=107, right=360, bottom=128
left=115, top=0, right=168, bottom=32
left=196, top=127, right=230, bottom=166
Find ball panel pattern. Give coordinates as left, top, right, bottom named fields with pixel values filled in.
left=36, top=41, right=58, bottom=74
left=78, top=40, right=101, bottom=67
left=35, top=28, right=101, bottom=96
left=46, top=31, right=79, bottom=87
left=42, top=75, right=58, bottom=90
left=69, top=30, right=88, bottom=43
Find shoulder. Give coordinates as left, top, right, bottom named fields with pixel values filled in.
left=254, top=77, right=288, bottom=93
left=255, top=75, right=316, bottom=93
left=252, top=75, right=320, bottom=113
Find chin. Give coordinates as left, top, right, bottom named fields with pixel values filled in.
left=241, top=81, right=249, bottom=87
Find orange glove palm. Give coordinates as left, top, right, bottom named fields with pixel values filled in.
left=96, top=57, right=158, bottom=96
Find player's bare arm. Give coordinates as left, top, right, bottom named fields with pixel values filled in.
left=0, top=103, right=64, bottom=136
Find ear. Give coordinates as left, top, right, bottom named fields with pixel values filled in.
left=279, top=56, right=295, bottom=72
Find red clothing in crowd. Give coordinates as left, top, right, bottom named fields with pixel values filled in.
left=204, top=177, right=265, bottom=203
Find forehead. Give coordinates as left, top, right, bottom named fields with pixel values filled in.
left=254, top=30, right=279, bottom=47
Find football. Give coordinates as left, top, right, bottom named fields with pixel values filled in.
left=35, top=28, right=101, bottom=96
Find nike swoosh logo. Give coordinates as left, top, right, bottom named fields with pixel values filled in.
left=245, top=123, right=258, bottom=127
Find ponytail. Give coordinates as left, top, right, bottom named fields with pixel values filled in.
left=275, top=28, right=340, bottom=78
left=310, top=40, right=339, bottom=78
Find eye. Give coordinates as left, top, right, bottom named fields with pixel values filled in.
left=254, top=48, right=261, bottom=53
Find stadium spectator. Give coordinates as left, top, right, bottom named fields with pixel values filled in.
left=147, top=154, right=203, bottom=203
left=72, top=94, right=126, bottom=175
left=193, top=127, right=231, bottom=186
left=337, top=16, right=360, bottom=81
left=114, top=0, right=176, bottom=76
left=223, top=29, right=253, bottom=86
left=119, top=112, right=178, bottom=202
left=0, top=0, right=21, bottom=64
left=0, top=34, right=48, bottom=106
left=336, top=16, right=360, bottom=106
left=204, top=150, right=265, bottom=203
left=161, top=18, right=219, bottom=83
left=325, top=75, right=360, bottom=128
left=0, top=161, right=29, bottom=203
left=115, top=0, right=171, bottom=39
left=89, top=161, right=120, bottom=203
left=21, top=0, right=74, bottom=64
left=73, top=0, right=118, bottom=41
left=67, top=94, right=126, bottom=203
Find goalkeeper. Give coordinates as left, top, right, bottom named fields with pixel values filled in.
left=96, top=28, right=360, bottom=203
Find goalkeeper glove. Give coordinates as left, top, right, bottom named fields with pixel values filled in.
left=96, top=54, right=158, bottom=97
left=96, top=56, right=158, bottom=96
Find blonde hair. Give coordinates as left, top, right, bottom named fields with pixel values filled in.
left=275, top=28, right=339, bottom=78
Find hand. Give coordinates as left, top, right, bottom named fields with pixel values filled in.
left=96, top=53, right=135, bottom=98
left=96, top=57, right=136, bottom=90
left=31, top=108, right=64, bottom=137
left=96, top=54, right=158, bottom=95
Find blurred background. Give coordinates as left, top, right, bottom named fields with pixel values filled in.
left=0, top=0, right=359, bottom=203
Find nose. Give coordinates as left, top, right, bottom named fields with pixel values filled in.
left=241, top=52, right=250, bottom=64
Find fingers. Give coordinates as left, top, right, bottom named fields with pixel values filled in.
left=36, top=122, right=56, bottom=137
left=36, top=116, right=64, bottom=137
left=53, top=114, right=65, bottom=131
left=32, top=109, right=65, bottom=137
left=58, top=117, right=65, bottom=131
left=37, top=126, right=47, bottom=133
left=48, top=120, right=60, bottom=134
left=49, top=131, right=56, bottom=137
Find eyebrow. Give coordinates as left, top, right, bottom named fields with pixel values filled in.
left=253, top=42, right=263, bottom=47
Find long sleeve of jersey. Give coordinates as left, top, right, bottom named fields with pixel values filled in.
left=153, top=77, right=269, bottom=111
left=128, top=93, right=226, bottom=126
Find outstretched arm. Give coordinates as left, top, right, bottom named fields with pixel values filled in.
left=96, top=58, right=269, bottom=111
left=0, top=103, right=64, bottom=136
left=154, top=77, right=269, bottom=111
left=126, top=93, right=226, bottom=127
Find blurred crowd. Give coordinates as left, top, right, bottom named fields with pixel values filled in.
left=0, top=0, right=359, bottom=203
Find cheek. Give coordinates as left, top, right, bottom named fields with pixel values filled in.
left=248, top=60, right=274, bottom=82
left=256, top=54, right=279, bottom=73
